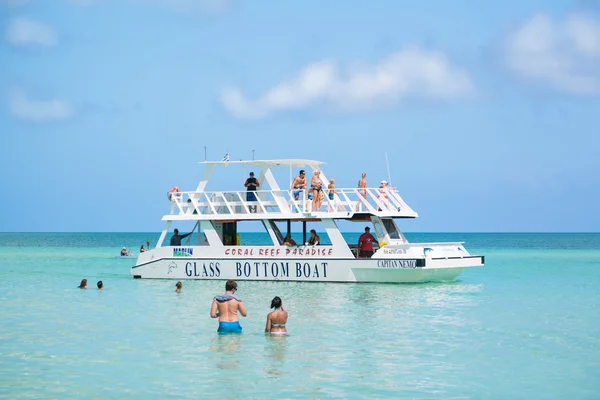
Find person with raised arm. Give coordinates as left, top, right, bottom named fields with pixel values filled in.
left=170, top=228, right=192, bottom=246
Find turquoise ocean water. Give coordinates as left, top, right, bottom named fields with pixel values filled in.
left=0, top=233, right=599, bottom=399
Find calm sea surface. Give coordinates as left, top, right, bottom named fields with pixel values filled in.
left=0, top=233, right=599, bottom=399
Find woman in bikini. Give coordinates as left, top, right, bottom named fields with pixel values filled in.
left=265, top=296, right=288, bottom=335
left=311, top=170, right=323, bottom=212
left=356, top=173, right=367, bottom=211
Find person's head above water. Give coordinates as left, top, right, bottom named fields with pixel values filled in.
left=225, top=279, right=237, bottom=292
left=176, top=282, right=182, bottom=290
left=271, top=296, right=282, bottom=309
left=97, top=281, right=103, bottom=289
left=79, top=279, right=87, bottom=289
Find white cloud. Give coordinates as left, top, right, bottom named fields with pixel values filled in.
left=9, top=90, right=73, bottom=122
left=220, top=46, right=474, bottom=119
left=506, top=12, right=600, bottom=94
left=6, top=17, right=58, bottom=47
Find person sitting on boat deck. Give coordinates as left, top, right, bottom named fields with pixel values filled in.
left=311, top=170, right=323, bottom=211
left=306, top=229, right=320, bottom=246
left=78, top=279, right=88, bottom=289
left=290, top=169, right=307, bottom=200
left=244, top=172, right=260, bottom=213
left=210, top=280, right=247, bottom=334
left=97, top=280, right=104, bottom=290
left=175, top=281, right=182, bottom=293
left=265, top=296, right=288, bottom=335
left=283, top=234, right=297, bottom=247
left=120, top=247, right=130, bottom=256
left=170, top=228, right=193, bottom=246
left=358, top=226, right=378, bottom=258
left=140, top=245, right=145, bottom=253
left=377, top=181, right=390, bottom=211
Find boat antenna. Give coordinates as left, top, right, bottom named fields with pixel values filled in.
left=252, top=149, right=255, bottom=160
left=385, top=151, right=392, bottom=186
left=204, top=146, right=207, bottom=162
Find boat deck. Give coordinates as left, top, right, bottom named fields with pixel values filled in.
left=165, top=187, right=418, bottom=221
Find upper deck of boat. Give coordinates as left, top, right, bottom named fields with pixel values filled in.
left=163, top=159, right=419, bottom=221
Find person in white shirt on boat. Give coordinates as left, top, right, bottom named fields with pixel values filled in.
left=170, top=229, right=192, bottom=246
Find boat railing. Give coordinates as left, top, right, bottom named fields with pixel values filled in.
left=167, top=187, right=416, bottom=218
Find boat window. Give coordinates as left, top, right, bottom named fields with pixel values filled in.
left=382, top=219, right=401, bottom=239
left=372, top=220, right=385, bottom=240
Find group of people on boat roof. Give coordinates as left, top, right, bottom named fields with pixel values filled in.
left=289, top=169, right=395, bottom=212
left=210, top=279, right=287, bottom=335
left=240, top=169, right=395, bottom=214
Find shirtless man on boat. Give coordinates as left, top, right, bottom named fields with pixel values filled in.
left=210, top=280, right=247, bottom=333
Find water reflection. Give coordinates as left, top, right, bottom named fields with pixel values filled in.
left=263, top=334, right=288, bottom=378
left=210, top=334, right=243, bottom=370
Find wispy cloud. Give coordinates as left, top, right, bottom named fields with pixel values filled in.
left=505, top=12, right=600, bottom=95
left=5, top=17, right=58, bottom=47
left=9, top=90, right=73, bottom=122
left=220, top=46, right=474, bottom=119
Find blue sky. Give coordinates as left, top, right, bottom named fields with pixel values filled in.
left=1, top=0, right=599, bottom=232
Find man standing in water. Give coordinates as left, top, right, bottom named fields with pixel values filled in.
left=210, top=280, right=247, bottom=333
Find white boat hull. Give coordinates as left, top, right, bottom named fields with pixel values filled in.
left=130, top=256, right=483, bottom=283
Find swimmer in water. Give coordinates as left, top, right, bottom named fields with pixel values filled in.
left=78, top=279, right=88, bottom=289
left=175, top=281, right=182, bottom=293
left=265, top=296, right=288, bottom=335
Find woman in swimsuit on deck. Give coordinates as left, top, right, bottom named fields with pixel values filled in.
left=265, top=296, right=288, bottom=335
left=311, top=171, right=323, bottom=212
left=356, top=173, right=367, bottom=211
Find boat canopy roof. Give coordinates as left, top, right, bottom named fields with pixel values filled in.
left=199, top=159, right=325, bottom=169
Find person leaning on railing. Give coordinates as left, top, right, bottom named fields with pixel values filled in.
left=170, top=228, right=192, bottom=246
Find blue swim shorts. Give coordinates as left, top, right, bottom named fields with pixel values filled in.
left=218, top=321, right=242, bottom=334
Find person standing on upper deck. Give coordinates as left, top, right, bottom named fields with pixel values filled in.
left=311, top=170, right=323, bottom=212
left=358, top=226, right=378, bottom=258
left=170, top=228, right=192, bottom=246
left=244, top=172, right=260, bottom=213
left=356, top=173, right=368, bottom=211
left=290, top=169, right=306, bottom=200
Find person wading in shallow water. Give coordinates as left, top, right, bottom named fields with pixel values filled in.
left=265, top=296, right=288, bottom=335
left=210, top=280, right=247, bottom=333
